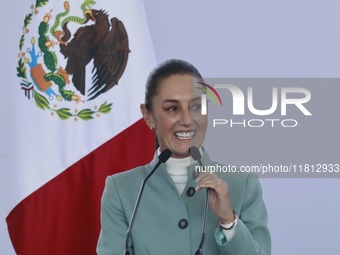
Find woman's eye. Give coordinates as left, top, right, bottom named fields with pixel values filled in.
left=166, top=106, right=178, bottom=112
left=191, top=104, right=201, bottom=111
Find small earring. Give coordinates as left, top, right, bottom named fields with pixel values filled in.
left=150, top=125, right=154, bottom=130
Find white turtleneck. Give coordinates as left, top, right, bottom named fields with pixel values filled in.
left=164, top=156, right=190, bottom=194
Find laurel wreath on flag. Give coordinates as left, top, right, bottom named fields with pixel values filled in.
left=17, top=0, right=113, bottom=121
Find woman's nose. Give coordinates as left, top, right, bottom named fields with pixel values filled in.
left=179, top=109, right=191, bottom=126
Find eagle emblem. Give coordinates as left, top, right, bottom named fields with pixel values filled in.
left=17, top=0, right=130, bottom=121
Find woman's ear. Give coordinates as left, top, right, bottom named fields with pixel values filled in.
left=140, top=104, right=155, bottom=130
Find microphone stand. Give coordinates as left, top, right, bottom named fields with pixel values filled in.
left=194, top=188, right=210, bottom=255
left=124, top=149, right=172, bottom=255
left=189, top=146, right=210, bottom=255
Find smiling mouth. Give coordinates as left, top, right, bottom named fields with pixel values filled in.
left=175, top=131, right=195, bottom=140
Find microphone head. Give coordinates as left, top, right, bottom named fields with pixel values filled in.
left=188, top=146, right=201, bottom=161
left=158, top=149, right=172, bottom=163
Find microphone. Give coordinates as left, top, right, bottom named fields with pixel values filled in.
left=189, top=146, right=210, bottom=255
left=189, top=146, right=203, bottom=166
left=124, top=149, right=172, bottom=255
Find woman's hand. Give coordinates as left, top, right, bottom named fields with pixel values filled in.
left=195, top=172, right=234, bottom=224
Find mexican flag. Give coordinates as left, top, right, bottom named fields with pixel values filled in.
left=1, top=0, right=155, bottom=254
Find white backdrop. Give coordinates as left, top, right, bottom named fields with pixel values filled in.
left=143, top=1, right=340, bottom=255
left=1, top=1, right=340, bottom=254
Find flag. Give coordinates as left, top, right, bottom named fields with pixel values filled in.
left=2, top=0, right=156, bottom=254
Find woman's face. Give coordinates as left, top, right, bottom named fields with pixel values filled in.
left=141, top=74, right=208, bottom=158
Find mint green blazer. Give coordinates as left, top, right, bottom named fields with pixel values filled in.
left=97, top=149, right=271, bottom=255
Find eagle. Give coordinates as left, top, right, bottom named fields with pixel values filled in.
left=59, top=9, right=130, bottom=100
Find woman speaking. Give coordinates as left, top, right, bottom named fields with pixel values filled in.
left=97, top=59, right=271, bottom=255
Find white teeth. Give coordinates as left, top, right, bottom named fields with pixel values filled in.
left=175, top=131, right=195, bottom=139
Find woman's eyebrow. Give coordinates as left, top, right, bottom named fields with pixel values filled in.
left=162, top=99, right=179, bottom=104
left=162, top=97, right=201, bottom=104
left=190, top=97, right=201, bottom=102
